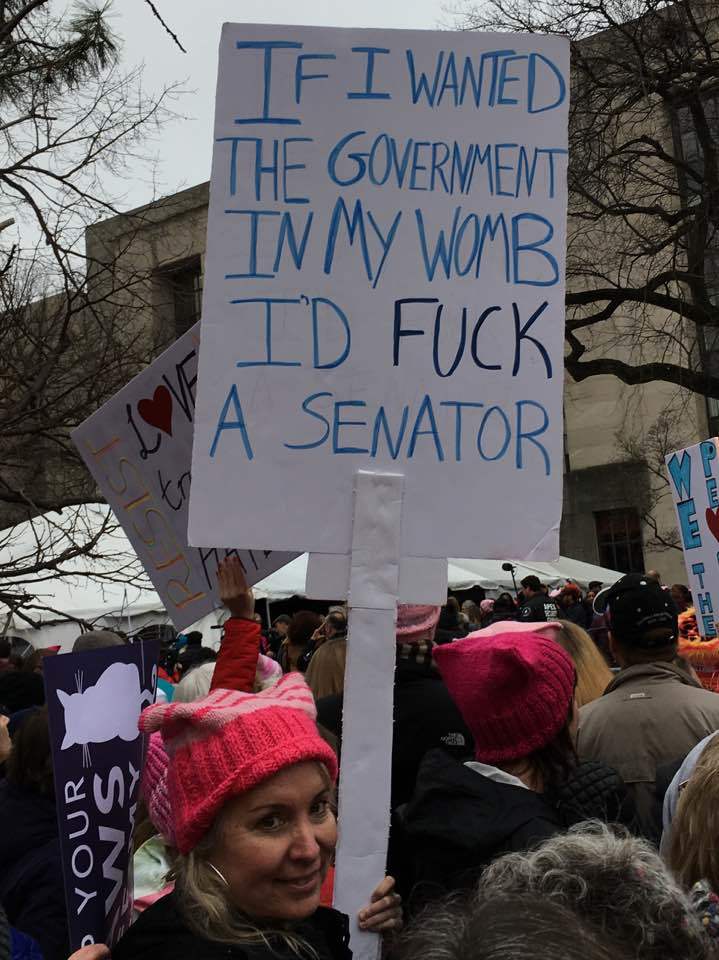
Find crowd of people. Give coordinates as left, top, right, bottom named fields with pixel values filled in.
left=3, top=559, right=719, bottom=958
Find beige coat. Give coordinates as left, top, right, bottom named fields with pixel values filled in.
left=578, top=661, right=719, bottom=838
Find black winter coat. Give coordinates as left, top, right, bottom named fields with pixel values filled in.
left=398, top=749, right=561, bottom=907
left=316, top=658, right=472, bottom=811
left=554, top=760, right=638, bottom=832
left=0, top=779, right=67, bottom=960
left=397, top=753, right=638, bottom=908
left=113, top=891, right=352, bottom=960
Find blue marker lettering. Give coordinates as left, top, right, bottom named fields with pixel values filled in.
left=285, top=392, right=332, bottom=449
left=312, top=297, right=351, bottom=369
left=332, top=401, right=369, bottom=454
left=234, top=41, right=302, bottom=125
left=347, top=47, right=391, bottom=99
left=210, top=385, right=254, bottom=459
left=516, top=400, right=550, bottom=475
left=512, top=213, right=559, bottom=286
left=295, top=53, right=335, bottom=103
left=477, top=406, right=512, bottom=461
left=512, top=301, right=551, bottom=378
left=677, top=499, right=701, bottom=548
left=667, top=451, right=692, bottom=498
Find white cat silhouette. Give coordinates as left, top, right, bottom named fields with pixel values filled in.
left=57, top=662, right=155, bottom=764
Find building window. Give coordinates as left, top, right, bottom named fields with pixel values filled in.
left=594, top=508, right=645, bottom=573
left=155, top=256, right=202, bottom=338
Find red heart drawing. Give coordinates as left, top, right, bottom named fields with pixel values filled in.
left=137, top=385, right=173, bottom=437
left=706, top=507, right=719, bottom=542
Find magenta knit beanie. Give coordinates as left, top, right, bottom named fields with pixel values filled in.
left=141, top=732, right=176, bottom=846
left=396, top=605, right=441, bottom=644
left=434, top=630, right=575, bottom=764
left=139, top=674, right=338, bottom=854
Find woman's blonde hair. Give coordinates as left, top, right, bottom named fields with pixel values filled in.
left=172, top=762, right=334, bottom=953
left=668, top=735, right=719, bottom=892
left=554, top=621, right=613, bottom=708
left=305, top=637, right=347, bottom=700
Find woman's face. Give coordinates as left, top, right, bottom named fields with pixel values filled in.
left=209, top=761, right=336, bottom=922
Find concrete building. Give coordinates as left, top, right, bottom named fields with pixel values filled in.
left=80, top=172, right=705, bottom=584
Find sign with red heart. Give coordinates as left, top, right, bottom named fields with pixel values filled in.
left=666, top=437, right=719, bottom=641
left=72, top=322, right=297, bottom=631
left=706, top=507, right=719, bottom=543
left=138, top=385, right=173, bottom=437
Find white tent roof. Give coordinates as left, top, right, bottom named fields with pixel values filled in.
left=1, top=506, right=623, bottom=647
left=253, top=553, right=623, bottom=601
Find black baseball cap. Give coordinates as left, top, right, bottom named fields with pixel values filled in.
left=596, top=574, right=678, bottom=648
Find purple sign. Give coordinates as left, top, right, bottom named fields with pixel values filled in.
left=44, top=642, right=158, bottom=950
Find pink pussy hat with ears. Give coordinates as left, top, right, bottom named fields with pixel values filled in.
left=396, top=605, right=441, bottom=644
left=139, top=674, right=338, bottom=855
left=475, top=619, right=562, bottom=640
left=434, top=628, right=575, bottom=765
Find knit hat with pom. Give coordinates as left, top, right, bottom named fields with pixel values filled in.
left=434, top=628, right=575, bottom=764
left=139, top=674, right=338, bottom=854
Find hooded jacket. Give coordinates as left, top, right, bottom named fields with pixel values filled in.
left=316, top=655, right=471, bottom=811
left=398, top=749, right=561, bottom=907
left=113, top=891, right=352, bottom=960
left=578, top=661, right=719, bottom=840
left=0, top=780, right=67, bottom=960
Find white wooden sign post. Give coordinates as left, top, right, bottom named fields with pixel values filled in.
left=333, top=471, right=404, bottom=958
left=188, top=24, right=570, bottom=957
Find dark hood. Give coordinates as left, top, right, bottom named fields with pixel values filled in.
left=0, top=779, right=58, bottom=870
left=402, top=749, right=561, bottom=856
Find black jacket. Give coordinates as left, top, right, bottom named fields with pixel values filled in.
left=398, top=749, right=561, bottom=908
left=518, top=594, right=560, bottom=622
left=554, top=760, right=638, bottom=832
left=113, top=891, right=352, bottom=960
left=316, top=658, right=472, bottom=811
left=0, top=780, right=67, bottom=960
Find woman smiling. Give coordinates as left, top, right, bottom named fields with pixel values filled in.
left=113, top=675, right=400, bottom=960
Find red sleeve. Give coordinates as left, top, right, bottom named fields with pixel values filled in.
left=211, top=617, right=262, bottom=693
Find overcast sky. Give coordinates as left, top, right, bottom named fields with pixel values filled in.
left=112, top=0, right=451, bottom=212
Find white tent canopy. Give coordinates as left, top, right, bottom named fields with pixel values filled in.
left=1, top=505, right=623, bottom=650
left=253, top=553, right=623, bottom=601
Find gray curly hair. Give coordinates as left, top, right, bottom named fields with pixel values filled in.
left=397, top=894, right=625, bottom=960
left=476, top=821, right=710, bottom=959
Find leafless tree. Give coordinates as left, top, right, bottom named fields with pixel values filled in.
left=0, top=1, right=183, bottom=629
left=457, top=0, right=719, bottom=396
left=615, top=399, right=688, bottom=553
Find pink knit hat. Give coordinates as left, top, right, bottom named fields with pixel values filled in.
left=396, top=605, right=441, bottom=644
left=255, top=653, right=282, bottom=690
left=434, top=629, right=575, bottom=764
left=139, top=674, right=338, bottom=854
left=141, top=732, right=176, bottom=846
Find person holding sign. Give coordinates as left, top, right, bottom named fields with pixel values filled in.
left=113, top=676, right=402, bottom=960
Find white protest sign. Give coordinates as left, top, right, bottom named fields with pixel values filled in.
left=72, top=323, right=296, bottom=631
left=666, top=437, right=719, bottom=637
left=189, top=24, right=569, bottom=561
